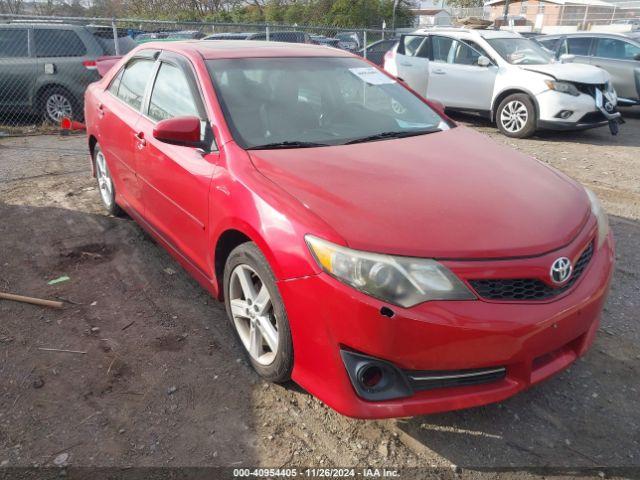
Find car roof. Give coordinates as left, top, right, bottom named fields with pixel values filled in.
left=413, top=27, right=521, bottom=40
left=542, top=31, right=638, bottom=40
left=142, top=40, right=354, bottom=59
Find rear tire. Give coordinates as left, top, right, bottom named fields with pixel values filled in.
left=40, top=86, right=82, bottom=124
left=93, top=144, right=123, bottom=217
left=223, top=242, right=293, bottom=383
left=496, top=93, right=536, bottom=138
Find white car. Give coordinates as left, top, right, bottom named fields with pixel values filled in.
left=384, top=28, right=622, bottom=138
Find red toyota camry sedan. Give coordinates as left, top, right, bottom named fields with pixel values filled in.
left=84, top=41, right=614, bottom=419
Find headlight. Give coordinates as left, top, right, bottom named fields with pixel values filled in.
left=545, top=80, right=580, bottom=96
left=585, top=188, right=610, bottom=248
left=305, top=235, right=475, bottom=308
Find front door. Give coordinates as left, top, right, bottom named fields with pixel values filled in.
left=590, top=37, right=640, bottom=101
left=427, top=36, right=497, bottom=111
left=135, top=53, right=217, bottom=274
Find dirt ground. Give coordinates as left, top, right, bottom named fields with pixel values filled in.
left=0, top=110, right=639, bottom=477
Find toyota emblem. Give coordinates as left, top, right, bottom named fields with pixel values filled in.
left=550, top=257, right=572, bottom=285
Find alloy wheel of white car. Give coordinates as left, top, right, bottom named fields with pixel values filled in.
left=228, top=264, right=279, bottom=366
left=500, top=100, right=528, bottom=133
left=496, top=94, right=536, bottom=139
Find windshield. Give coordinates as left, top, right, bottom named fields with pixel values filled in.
left=206, top=57, right=448, bottom=149
left=487, top=38, right=553, bottom=65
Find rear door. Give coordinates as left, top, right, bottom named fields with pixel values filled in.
left=426, top=36, right=497, bottom=110
left=0, top=27, right=35, bottom=108
left=395, top=35, right=430, bottom=97
left=134, top=52, right=217, bottom=274
left=99, top=54, right=157, bottom=214
left=590, top=37, right=640, bottom=101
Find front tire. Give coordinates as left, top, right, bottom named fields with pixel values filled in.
left=223, top=242, right=293, bottom=383
left=93, top=144, right=123, bottom=216
left=496, top=94, right=536, bottom=138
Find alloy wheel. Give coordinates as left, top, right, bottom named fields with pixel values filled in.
left=45, top=93, right=73, bottom=123
left=500, top=100, right=528, bottom=133
left=229, top=264, right=279, bottom=366
left=95, top=150, right=114, bottom=208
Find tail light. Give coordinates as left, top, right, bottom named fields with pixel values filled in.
left=82, top=60, right=97, bottom=70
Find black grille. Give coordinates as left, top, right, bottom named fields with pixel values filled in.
left=406, top=366, right=506, bottom=392
left=469, top=242, right=594, bottom=301
left=574, top=83, right=605, bottom=97
left=578, top=111, right=607, bottom=124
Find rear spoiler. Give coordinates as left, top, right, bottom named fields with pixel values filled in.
left=95, top=55, right=122, bottom=77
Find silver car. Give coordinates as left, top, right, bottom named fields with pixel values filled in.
left=537, top=32, right=640, bottom=106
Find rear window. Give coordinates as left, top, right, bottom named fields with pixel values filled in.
left=34, top=29, right=86, bottom=57
left=96, top=35, right=136, bottom=55
left=0, top=28, right=28, bottom=58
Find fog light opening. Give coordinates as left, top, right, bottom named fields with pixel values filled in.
left=358, top=365, right=384, bottom=389
left=556, top=110, right=573, bottom=119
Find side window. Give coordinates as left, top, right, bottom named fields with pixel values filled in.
left=431, top=36, right=454, bottom=62
left=34, top=29, right=86, bottom=57
left=400, top=35, right=427, bottom=57
left=108, top=67, right=124, bottom=95
left=452, top=40, right=489, bottom=66
left=148, top=63, right=199, bottom=122
left=117, top=58, right=155, bottom=111
left=537, top=37, right=560, bottom=53
left=565, top=37, right=592, bottom=56
left=0, top=29, right=28, bottom=58
left=594, top=38, right=640, bottom=60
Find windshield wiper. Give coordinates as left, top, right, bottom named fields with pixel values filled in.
left=344, top=128, right=441, bottom=145
left=246, top=141, right=329, bottom=150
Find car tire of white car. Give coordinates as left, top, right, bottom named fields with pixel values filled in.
left=496, top=94, right=537, bottom=139
left=93, top=144, right=123, bottom=217
left=223, top=242, right=294, bottom=383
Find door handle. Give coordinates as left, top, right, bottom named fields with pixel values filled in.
left=399, top=61, right=413, bottom=67
left=432, top=69, right=446, bottom=75
left=134, top=131, right=146, bottom=148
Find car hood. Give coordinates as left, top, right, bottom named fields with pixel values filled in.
left=248, top=127, right=590, bottom=259
left=523, top=63, right=610, bottom=84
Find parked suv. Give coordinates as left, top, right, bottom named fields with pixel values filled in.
left=536, top=32, right=640, bottom=106
left=384, top=28, right=621, bottom=138
left=0, top=23, right=135, bottom=123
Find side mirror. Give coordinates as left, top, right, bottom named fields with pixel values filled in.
left=153, top=116, right=202, bottom=147
left=634, top=53, right=640, bottom=61
left=559, top=53, right=575, bottom=63
left=477, top=55, right=492, bottom=67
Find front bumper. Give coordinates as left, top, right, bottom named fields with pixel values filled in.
left=536, top=89, right=620, bottom=131
left=279, top=232, right=614, bottom=419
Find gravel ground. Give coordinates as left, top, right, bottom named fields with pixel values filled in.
left=0, top=111, right=638, bottom=478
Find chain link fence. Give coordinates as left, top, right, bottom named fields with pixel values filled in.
left=0, top=13, right=396, bottom=134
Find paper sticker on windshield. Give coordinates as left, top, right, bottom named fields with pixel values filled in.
left=349, top=67, right=395, bottom=85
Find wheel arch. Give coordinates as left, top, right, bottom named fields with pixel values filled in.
left=88, top=135, right=98, bottom=177
left=491, top=88, right=539, bottom=123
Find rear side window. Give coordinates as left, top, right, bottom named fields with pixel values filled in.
left=0, top=28, right=28, bottom=57
left=94, top=34, right=137, bottom=55
left=148, top=63, right=198, bottom=122
left=564, top=37, right=592, bottom=56
left=34, top=29, right=87, bottom=57
left=594, top=38, right=640, bottom=60
left=116, top=58, right=155, bottom=110
left=537, top=37, right=560, bottom=52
